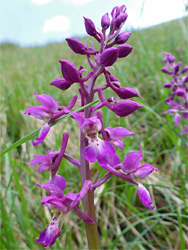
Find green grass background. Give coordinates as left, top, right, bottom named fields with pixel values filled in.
left=1, top=16, right=188, bottom=249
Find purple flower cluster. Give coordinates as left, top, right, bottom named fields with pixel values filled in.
left=25, top=5, right=157, bottom=247
left=161, top=52, right=188, bottom=141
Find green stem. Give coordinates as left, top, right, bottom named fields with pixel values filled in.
left=80, top=131, right=100, bottom=250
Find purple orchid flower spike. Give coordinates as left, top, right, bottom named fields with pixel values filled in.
left=24, top=92, right=59, bottom=146
left=161, top=52, right=188, bottom=142
left=25, top=5, right=158, bottom=248
left=105, top=127, right=135, bottom=149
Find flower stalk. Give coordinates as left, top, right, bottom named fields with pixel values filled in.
left=25, top=4, right=157, bottom=249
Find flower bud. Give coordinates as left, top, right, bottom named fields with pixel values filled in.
left=174, top=113, right=181, bottom=127
left=109, top=75, right=121, bottom=87
left=100, top=48, right=118, bottom=66
left=181, top=66, right=188, bottom=73
left=115, top=87, right=139, bottom=99
left=174, top=61, right=182, bottom=74
left=111, top=100, right=143, bottom=117
left=175, top=88, right=186, bottom=96
left=114, top=13, right=128, bottom=28
left=182, top=75, right=188, bottom=83
left=66, top=38, right=86, bottom=55
left=114, top=32, right=131, bottom=44
left=50, top=78, right=72, bottom=90
left=83, top=17, right=97, bottom=36
left=161, top=67, right=171, bottom=74
left=120, top=5, right=127, bottom=12
left=163, top=82, right=172, bottom=88
left=111, top=6, right=120, bottom=18
left=137, top=184, right=155, bottom=210
left=59, top=60, right=80, bottom=83
left=101, top=13, right=110, bottom=30
left=134, top=164, right=157, bottom=179
left=117, top=44, right=133, bottom=58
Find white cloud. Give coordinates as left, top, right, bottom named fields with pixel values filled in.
left=31, top=0, right=52, bottom=5
left=62, top=0, right=91, bottom=5
left=43, top=16, right=71, bottom=33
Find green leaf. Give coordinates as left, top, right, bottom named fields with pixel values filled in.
left=0, top=99, right=99, bottom=157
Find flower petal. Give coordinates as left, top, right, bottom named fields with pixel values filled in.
left=83, top=138, right=115, bottom=165
left=24, top=106, right=50, bottom=120
left=134, top=164, right=157, bottom=179
left=35, top=92, right=59, bottom=113
left=36, top=216, right=61, bottom=247
left=49, top=175, right=66, bottom=191
left=137, top=183, right=155, bottom=210
left=32, top=124, right=50, bottom=146
left=121, top=148, right=143, bottom=173
left=106, top=127, right=135, bottom=140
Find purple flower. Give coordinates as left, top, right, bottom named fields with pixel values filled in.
left=121, top=148, right=157, bottom=179
left=27, top=132, right=69, bottom=174
left=36, top=212, right=62, bottom=247
left=37, top=177, right=94, bottom=222
left=24, top=92, right=59, bottom=146
left=72, top=113, right=117, bottom=165
left=137, top=183, right=155, bottom=210
left=27, top=150, right=59, bottom=172
left=105, top=127, right=135, bottom=149
left=36, top=177, right=94, bottom=247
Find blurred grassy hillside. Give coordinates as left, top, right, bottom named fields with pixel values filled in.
left=1, top=16, right=188, bottom=250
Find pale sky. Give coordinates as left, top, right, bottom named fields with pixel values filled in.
left=0, top=0, right=187, bottom=47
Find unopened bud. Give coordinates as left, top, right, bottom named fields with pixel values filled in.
left=163, top=82, right=172, bottom=88
left=114, top=32, right=131, bottom=44
left=84, top=17, right=97, bottom=36
left=50, top=78, right=72, bottom=90
left=101, top=13, right=110, bottom=30
left=115, top=87, right=139, bottom=99
left=181, top=66, right=188, bottom=73
left=175, top=88, right=186, bottom=96
left=114, top=13, right=128, bottom=28
left=100, top=48, right=118, bottom=66
left=117, top=44, right=133, bottom=58
left=66, top=38, right=86, bottom=55
left=59, top=60, right=80, bottom=83
left=161, top=67, right=171, bottom=74
left=111, top=100, right=143, bottom=117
